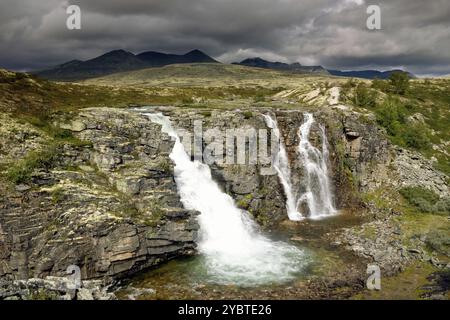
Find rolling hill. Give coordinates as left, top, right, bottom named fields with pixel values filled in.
left=81, top=63, right=324, bottom=88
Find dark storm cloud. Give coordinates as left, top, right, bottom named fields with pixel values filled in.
left=0, top=0, right=449, bottom=75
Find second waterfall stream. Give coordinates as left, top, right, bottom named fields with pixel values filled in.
left=145, top=113, right=307, bottom=285
left=264, top=113, right=337, bottom=220
left=297, top=113, right=337, bottom=219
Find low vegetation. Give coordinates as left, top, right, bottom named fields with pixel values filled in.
left=375, top=97, right=431, bottom=150
left=426, top=229, right=450, bottom=256
left=342, top=74, right=449, bottom=176
left=6, top=144, right=59, bottom=184
left=389, top=71, right=410, bottom=95
left=399, top=187, right=450, bottom=215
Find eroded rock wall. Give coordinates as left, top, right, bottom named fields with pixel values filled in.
left=0, top=108, right=198, bottom=283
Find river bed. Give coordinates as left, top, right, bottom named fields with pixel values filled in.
left=116, top=211, right=367, bottom=300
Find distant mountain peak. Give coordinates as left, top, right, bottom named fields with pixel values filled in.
left=185, top=49, right=205, bottom=55
left=98, top=49, right=135, bottom=58
left=35, top=48, right=219, bottom=81
left=242, top=57, right=266, bottom=62
left=108, top=49, right=128, bottom=53
left=183, top=49, right=218, bottom=62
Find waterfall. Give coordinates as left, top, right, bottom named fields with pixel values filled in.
left=297, top=113, right=337, bottom=219
left=263, top=115, right=303, bottom=221
left=145, top=113, right=306, bottom=285
left=264, top=113, right=337, bottom=221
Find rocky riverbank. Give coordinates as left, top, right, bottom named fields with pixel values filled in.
left=0, top=108, right=199, bottom=290
left=1, top=105, right=448, bottom=299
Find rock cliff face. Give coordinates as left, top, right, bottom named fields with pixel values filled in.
left=0, top=108, right=198, bottom=284
left=321, top=109, right=449, bottom=199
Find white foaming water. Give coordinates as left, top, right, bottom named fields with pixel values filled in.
left=297, top=113, right=337, bottom=219
left=263, top=115, right=303, bottom=221
left=145, top=113, right=306, bottom=285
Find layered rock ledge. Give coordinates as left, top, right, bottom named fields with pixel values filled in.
left=0, top=108, right=199, bottom=289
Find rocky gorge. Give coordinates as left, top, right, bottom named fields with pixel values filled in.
left=0, top=103, right=449, bottom=300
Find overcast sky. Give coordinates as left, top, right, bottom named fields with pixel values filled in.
left=1, top=0, right=449, bottom=75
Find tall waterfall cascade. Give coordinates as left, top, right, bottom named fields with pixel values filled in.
left=145, top=112, right=306, bottom=285
left=264, top=113, right=337, bottom=220
left=297, top=113, right=337, bottom=219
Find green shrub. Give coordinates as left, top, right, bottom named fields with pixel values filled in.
left=352, top=83, right=378, bottom=108
left=389, top=71, right=410, bottom=95
left=19, top=115, right=91, bottom=147
left=340, top=79, right=356, bottom=102
left=26, top=289, right=58, bottom=300
left=6, top=145, right=59, bottom=184
left=403, top=125, right=430, bottom=149
left=375, top=97, right=406, bottom=136
left=342, top=78, right=357, bottom=89
left=253, top=94, right=266, bottom=103
left=144, top=201, right=165, bottom=227
left=435, top=198, right=450, bottom=213
left=400, top=186, right=439, bottom=204
left=157, top=158, right=172, bottom=173
left=371, top=78, right=390, bottom=92
left=200, top=110, right=212, bottom=117
left=51, top=187, right=64, bottom=204
left=181, top=97, right=194, bottom=104
left=242, top=111, right=253, bottom=119
left=237, top=194, right=253, bottom=209
left=426, top=229, right=450, bottom=256
left=400, top=187, right=449, bottom=214
left=375, top=97, right=430, bottom=150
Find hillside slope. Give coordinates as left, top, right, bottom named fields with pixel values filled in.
left=82, top=63, right=323, bottom=88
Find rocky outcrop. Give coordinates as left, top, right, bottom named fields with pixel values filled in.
left=315, top=110, right=393, bottom=195
left=334, top=214, right=449, bottom=276
left=393, top=148, right=449, bottom=198
left=0, top=113, right=48, bottom=166
left=0, top=276, right=116, bottom=300
left=0, top=108, right=198, bottom=284
left=317, top=109, right=448, bottom=199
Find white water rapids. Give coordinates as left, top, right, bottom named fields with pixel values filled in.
left=145, top=113, right=306, bottom=285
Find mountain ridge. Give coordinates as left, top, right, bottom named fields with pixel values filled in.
left=234, top=57, right=415, bottom=79
left=233, top=57, right=329, bottom=75
left=35, top=50, right=416, bottom=81
left=35, top=49, right=219, bottom=81
left=328, top=69, right=416, bottom=79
